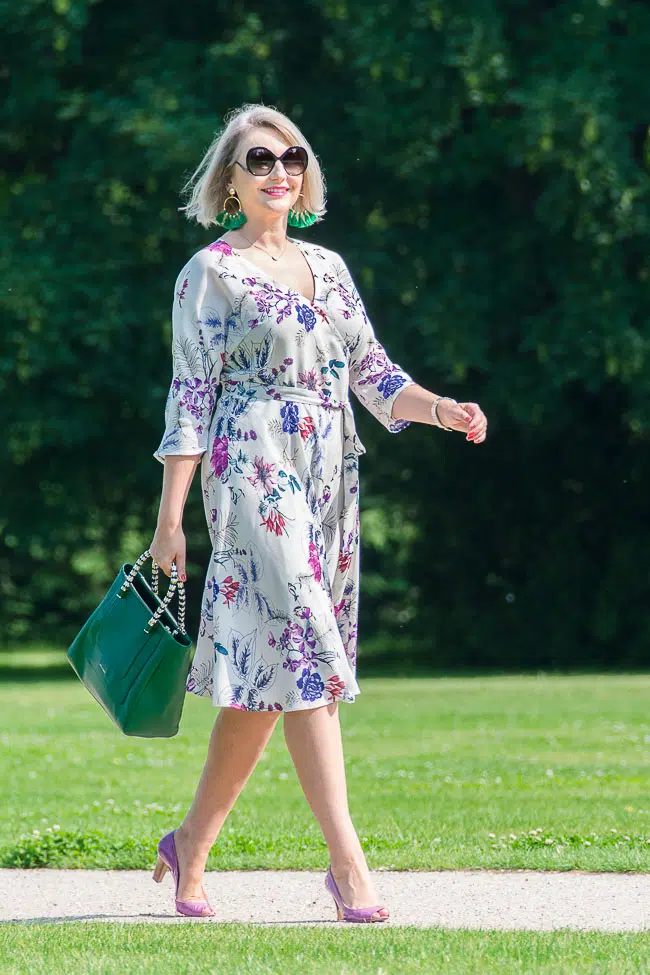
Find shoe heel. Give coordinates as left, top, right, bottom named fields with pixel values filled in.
left=333, top=899, right=344, bottom=921
left=153, top=856, right=169, bottom=883
left=326, top=864, right=389, bottom=923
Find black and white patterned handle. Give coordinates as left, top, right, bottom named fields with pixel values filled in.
left=119, top=549, right=186, bottom=634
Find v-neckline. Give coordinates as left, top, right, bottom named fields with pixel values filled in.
left=222, top=235, right=319, bottom=306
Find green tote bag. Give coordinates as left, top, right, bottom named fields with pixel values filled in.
left=66, top=550, right=194, bottom=738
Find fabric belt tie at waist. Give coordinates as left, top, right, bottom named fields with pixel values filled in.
left=220, top=381, right=367, bottom=456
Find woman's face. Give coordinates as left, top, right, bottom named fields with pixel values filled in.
left=229, top=128, right=304, bottom=223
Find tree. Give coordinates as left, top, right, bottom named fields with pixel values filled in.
left=2, top=0, right=649, bottom=666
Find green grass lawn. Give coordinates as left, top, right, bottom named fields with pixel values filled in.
left=2, top=925, right=650, bottom=975
left=1, top=652, right=650, bottom=872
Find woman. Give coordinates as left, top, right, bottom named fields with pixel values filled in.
left=149, top=104, right=488, bottom=921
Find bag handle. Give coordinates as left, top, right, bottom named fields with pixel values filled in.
left=119, top=549, right=186, bottom=635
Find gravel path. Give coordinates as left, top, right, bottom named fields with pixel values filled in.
left=2, top=869, right=650, bottom=930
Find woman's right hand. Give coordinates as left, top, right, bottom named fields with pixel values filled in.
left=149, top=525, right=187, bottom=582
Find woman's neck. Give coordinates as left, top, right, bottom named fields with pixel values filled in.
left=235, top=216, right=289, bottom=245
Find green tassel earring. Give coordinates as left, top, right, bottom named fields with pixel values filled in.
left=215, top=187, right=247, bottom=229
left=287, top=208, right=318, bottom=228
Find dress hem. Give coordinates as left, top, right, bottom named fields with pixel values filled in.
left=185, top=684, right=360, bottom=713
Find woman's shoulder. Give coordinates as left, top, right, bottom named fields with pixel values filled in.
left=180, top=235, right=347, bottom=279
left=174, top=239, right=243, bottom=295
left=183, top=238, right=237, bottom=272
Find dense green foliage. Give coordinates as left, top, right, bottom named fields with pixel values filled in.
left=2, top=0, right=649, bottom=664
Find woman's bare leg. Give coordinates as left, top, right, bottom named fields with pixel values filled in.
left=283, top=701, right=388, bottom=919
left=173, top=707, right=281, bottom=903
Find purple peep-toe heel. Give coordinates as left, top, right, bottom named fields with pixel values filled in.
left=153, top=829, right=215, bottom=918
left=325, top=865, right=390, bottom=923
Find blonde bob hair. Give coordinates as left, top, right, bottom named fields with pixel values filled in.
left=180, top=104, right=327, bottom=228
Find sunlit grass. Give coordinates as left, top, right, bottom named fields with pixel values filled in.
left=2, top=654, right=650, bottom=871
left=2, top=924, right=650, bottom=975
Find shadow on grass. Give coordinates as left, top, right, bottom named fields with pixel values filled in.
left=3, top=648, right=650, bottom=685
left=359, top=661, right=650, bottom=679
left=6, top=663, right=650, bottom=684
left=0, top=665, right=75, bottom=683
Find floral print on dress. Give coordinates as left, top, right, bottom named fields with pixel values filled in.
left=155, top=236, right=416, bottom=712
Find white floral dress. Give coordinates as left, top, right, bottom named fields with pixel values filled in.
left=154, top=236, right=416, bottom=712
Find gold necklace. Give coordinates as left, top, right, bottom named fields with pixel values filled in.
left=237, top=230, right=289, bottom=263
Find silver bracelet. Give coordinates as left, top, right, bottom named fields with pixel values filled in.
left=430, top=396, right=457, bottom=431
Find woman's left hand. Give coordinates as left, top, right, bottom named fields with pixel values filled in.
left=439, top=400, right=488, bottom=444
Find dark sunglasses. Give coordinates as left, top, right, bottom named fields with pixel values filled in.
left=235, top=145, right=309, bottom=177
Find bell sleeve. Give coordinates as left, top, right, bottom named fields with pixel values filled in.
left=153, top=250, right=229, bottom=464
left=338, top=256, right=417, bottom=433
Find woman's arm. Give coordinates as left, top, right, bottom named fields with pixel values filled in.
left=158, top=455, right=200, bottom=534
left=150, top=455, right=201, bottom=580
left=151, top=249, right=231, bottom=577
left=391, top=383, right=488, bottom=444
left=335, top=255, right=487, bottom=444
left=153, top=249, right=228, bottom=465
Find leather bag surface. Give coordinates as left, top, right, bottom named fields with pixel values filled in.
left=66, top=551, right=194, bottom=738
